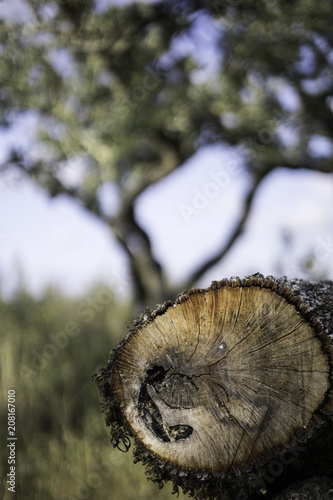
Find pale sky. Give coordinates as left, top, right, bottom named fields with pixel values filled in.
left=1, top=145, right=332, bottom=299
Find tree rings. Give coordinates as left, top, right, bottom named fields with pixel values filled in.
left=94, top=276, right=333, bottom=495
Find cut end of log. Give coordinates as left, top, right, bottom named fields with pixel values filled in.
left=94, top=275, right=333, bottom=498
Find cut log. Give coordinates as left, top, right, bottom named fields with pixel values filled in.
left=94, top=275, right=333, bottom=499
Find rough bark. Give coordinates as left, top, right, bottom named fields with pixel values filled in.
left=94, top=274, right=333, bottom=499
left=272, top=475, right=333, bottom=500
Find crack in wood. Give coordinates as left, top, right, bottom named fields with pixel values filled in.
left=138, top=365, right=194, bottom=442
left=94, top=276, right=333, bottom=499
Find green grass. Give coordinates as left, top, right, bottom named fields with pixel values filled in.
left=0, top=286, right=188, bottom=500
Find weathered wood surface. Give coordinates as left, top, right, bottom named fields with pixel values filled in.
left=94, top=274, right=333, bottom=499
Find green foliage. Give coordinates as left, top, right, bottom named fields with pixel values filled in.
left=0, top=286, right=187, bottom=499
left=2, top=0, right=332, bottom=178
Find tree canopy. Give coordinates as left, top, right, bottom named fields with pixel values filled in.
left=1, top=0, right=333, bottom=306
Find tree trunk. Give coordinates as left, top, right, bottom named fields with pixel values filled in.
left=94, top=274, right=333, bottom=499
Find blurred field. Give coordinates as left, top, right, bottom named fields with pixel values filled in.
left=0, top=285, right=187, bottom=500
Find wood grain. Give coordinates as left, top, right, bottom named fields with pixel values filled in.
left=108, top=278, right=333, bottom=474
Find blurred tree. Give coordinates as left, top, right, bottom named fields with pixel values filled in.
left=0, top=0, right=333, bottom=306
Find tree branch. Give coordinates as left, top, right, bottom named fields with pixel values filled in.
left=183, top=173, right=267, bottom=290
